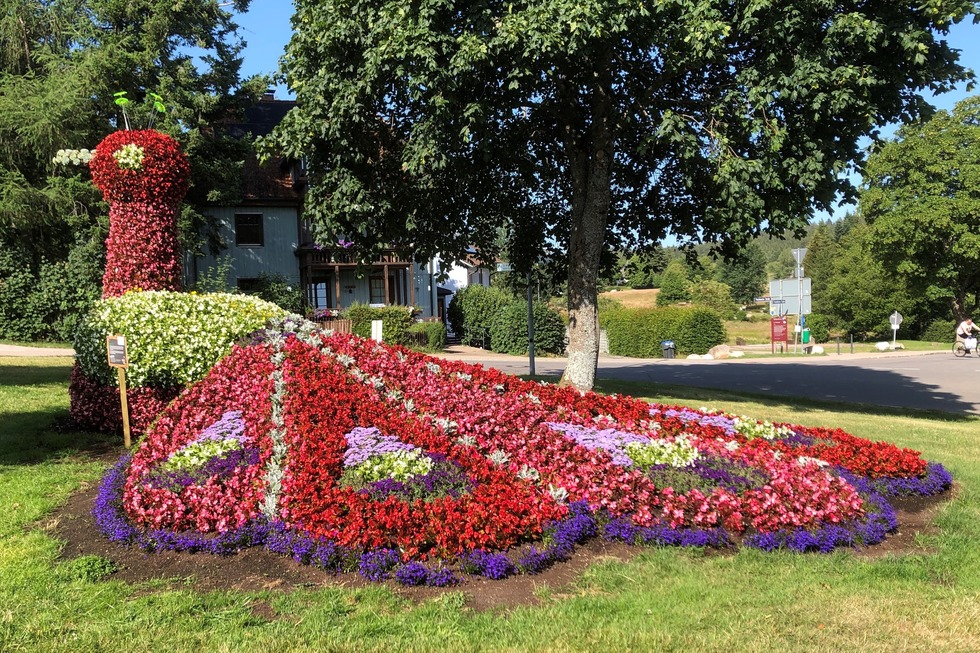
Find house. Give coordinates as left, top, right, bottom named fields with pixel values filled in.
left=187, top=92, right=492, bottom=323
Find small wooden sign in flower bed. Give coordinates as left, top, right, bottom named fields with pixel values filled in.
left=94, top=318, right=952, bottom=586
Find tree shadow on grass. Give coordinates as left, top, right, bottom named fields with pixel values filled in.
left=0, top=362, right=74, bottom=387
left=0, top=407, right=121, bottom=467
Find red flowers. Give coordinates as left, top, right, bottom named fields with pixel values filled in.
left=89, top=130, right=190, bottom=298
left=89, top=130, right=190, bottom=205
left=116, top=328, right=942, bottom=560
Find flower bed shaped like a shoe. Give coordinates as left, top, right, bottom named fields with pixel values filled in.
left=96, top=320, right=952, bottom=585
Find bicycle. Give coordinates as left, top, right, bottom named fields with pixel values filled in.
left=953, top=336, right=979, bottom=357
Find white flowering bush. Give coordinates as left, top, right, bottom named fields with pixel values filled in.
left=74, top=290, right=286, bottom=387
left=52, top=148, right=96, bottom=166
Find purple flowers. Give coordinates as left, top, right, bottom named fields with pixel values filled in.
left=545, top=422, right=650, bottom=466
left=654, top=408, right=737, bottom=435
left=342, top=426, right=421, bottom=467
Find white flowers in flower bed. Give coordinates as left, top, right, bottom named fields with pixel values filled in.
left=732, top=416, right=793, bottom=440
left=74, top=290, right=286, bottom=387
left=623, top=435, right=700, bottom=469
left=342, top=427, right=433, bottom=483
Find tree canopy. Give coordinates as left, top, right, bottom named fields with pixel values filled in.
left=862, top=95, right=980, bottom=321
left=269, top=0, right=977, bottom=388
left=0, top=0, right=265, bottom=340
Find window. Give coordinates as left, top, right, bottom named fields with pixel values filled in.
left=237, top=277, right=261, bottom=293
left=234, top=213, right=264, bottom=247
left=369, top=275, right=386, bottom=304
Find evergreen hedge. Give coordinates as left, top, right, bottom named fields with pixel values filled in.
left=408, top=321, right=448, bottom=351
left=490, top=301, right=566, bottom=355
left=921, top=319, right=956, bottom=343
left=344, top=303, right=417, bottom=345
left=601, top=305, right=726, bottom=357
left=447, top=285, right=513, bottom=347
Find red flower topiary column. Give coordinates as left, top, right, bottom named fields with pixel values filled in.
left=70, top=130, right=190, bottom=435
left=89, top=130, right=190, bottom=298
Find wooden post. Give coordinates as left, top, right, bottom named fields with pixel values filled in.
left=383, top=264, right=390, bottom=304
left=117, top=367, right=131, bottom=448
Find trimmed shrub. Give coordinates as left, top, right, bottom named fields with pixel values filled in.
left=804, top=314, right=832, bottom=344
left=447, top=285, right=514, bottom=347
left=655, top=261, right=691, bottom=306
left=490, top=301, right=566, bottom=355
left=345, top=303, right=416, bottom=345
left=407, top=321, right=447, bottom=351
left=921, top=319, right=956, bottom=343
left=689, top=280, right=737, bottom=319
left=600, top=305, right=725, bottom=357
left=73, top=290, right=286, bottom=388
left=673, top=307, right=727, bottom=355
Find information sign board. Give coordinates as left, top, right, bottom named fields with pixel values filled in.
left=106, top=335, right=129, bottom=368
left=770, top=317, right=788, bottom=353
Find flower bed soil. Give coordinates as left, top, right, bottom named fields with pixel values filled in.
left=48, top=479, right=952, bottom=612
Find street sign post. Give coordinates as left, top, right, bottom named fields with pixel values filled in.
left=889, top=311, right=903, bottom=348
left=768, top=278, right=810, bottom=316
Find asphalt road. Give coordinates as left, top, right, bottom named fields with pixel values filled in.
left=442, top=350, right=980, bottom=416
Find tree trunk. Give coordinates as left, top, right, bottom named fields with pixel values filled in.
left=559, top=67, right=614, bottom=392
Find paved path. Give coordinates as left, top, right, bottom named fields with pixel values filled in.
left=0, top=344, right=76, bottom=357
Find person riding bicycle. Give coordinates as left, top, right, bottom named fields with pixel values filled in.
left=956, top=318, right=978, bottom=346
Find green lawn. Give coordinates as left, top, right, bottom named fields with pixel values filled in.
left=2, top=357, right=978, bottom=652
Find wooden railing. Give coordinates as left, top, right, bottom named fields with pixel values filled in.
left=314, top=318, right=353, bottom=333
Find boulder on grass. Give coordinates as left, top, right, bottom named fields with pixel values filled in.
left=708, top=344, right=731, bottom=359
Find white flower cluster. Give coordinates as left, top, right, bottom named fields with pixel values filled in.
left=488, top=449, right=510, bottom=465
left=74, top=290, right=286, bottom=387
left=52, top=148, right=96, bottom=166
left=347, top=450, right=434, bottom=484
left=113, top=143, right=145, bottom=170
left=624, top=435, right=700, bottom=469
left=732, top=416, right=793, bottom=440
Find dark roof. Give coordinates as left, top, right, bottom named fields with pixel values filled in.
left=224, top=93, right=295, bottom=139
left=221, top=93, right=302, bottom=204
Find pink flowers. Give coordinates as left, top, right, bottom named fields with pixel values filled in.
left=89, top=129, right=190, bottom=298
left=109, top=324, right=947, bottom=562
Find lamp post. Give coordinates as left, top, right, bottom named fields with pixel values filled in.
left=527, top=271, right=535, bottom=376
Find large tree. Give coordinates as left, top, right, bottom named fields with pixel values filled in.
left=862, top=95, right=980, bottom=321
left=269, top=0, right=976, bottom=389
left=717, top=241, right=767, bottom=305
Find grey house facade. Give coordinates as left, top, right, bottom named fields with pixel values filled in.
left=187, top=92, right=457, bottom=321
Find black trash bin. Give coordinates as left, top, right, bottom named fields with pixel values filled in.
left=661, top=340, right=676, bottom=359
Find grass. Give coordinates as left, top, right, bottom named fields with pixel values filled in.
left=0, top=340, right=73, bottom=349
left=2, top=356, right=980, bottom=652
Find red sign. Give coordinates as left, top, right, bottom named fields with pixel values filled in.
left=771, top=317, right=788, bottom=353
